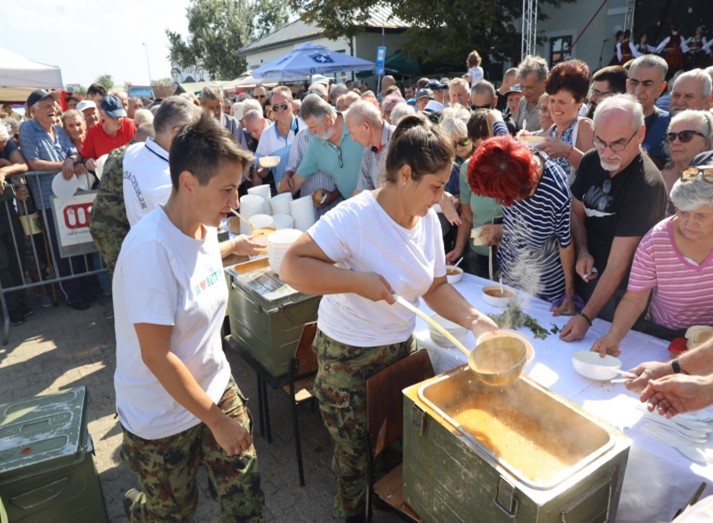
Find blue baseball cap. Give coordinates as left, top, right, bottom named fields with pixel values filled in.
left=100, top=95, right=126, bottom=118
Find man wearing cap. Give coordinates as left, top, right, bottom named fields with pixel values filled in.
left=82, top=95, right=136, bottom=169
left=76, top=100, right=100, bottom=128
left=19, top=89, right=91, bottom=310
left=504, top=83, right=524, bottom=130
left=345, top=100, right=395, bottom=193
left=426, top=80, right=449, bottom=107
left=414, top=88, right=435, bottom=112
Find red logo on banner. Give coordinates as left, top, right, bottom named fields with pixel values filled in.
left=63, top=202, right=93, bottom=229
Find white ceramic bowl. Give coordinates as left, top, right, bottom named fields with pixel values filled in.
left=259, top=155, right=280, bottom=168
left=481, top=284, right=516, bottom=308
left=445, top=265, right=463, bottom=284
left=427, top=313, right=469, bottom=348
left=571, top=351, right=622, bottom=381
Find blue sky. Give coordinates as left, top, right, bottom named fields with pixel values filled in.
left=3, top=0, right=192, bottom=88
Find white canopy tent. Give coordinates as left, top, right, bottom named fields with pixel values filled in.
left=0, top=46, right=63, bottom=103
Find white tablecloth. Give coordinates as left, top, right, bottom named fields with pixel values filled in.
left=415, top=274, right=713, bottom=523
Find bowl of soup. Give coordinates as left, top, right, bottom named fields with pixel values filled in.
left=446, top=265, right=463, bottom=284
left=481, top=284, right=516, bottom=308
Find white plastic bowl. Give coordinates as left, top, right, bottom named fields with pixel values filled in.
left=445, top=265, right=463, bottom=284
left=427, top=313, right=469, bottom=348
left=571, top=351, right=622, bottom=381
left=259, top=155, right=280, bottom=168
left=481, top=284, right=516, bottom=308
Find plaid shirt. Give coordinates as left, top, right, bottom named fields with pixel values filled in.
left=355, top=122, right=394, bottom=192
left=19, top=119, right=77, bottom=209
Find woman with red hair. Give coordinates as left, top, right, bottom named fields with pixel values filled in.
left=469, top=135, right=576, bottom=312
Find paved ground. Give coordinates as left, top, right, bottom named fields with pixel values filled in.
left=0, top=294, right=404, bottom=522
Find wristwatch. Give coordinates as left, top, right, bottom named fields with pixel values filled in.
left=671, top=359, right=687, bottom=374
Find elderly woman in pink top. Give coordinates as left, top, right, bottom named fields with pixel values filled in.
left=592, top=167, right=713, bottom=357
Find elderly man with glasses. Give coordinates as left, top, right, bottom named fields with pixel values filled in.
left=560, top=94, right=667, bottom=342
left=278, top=94, right=363, bottom=201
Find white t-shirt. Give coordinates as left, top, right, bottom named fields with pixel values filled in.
left=123, top=138, right=172, bottom=226
left=308, top=190, right=445, bottom=346
left=113, top=208, right=231, bottom=440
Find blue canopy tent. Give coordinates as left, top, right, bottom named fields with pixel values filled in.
left=251, top=43, right=375, bottom=80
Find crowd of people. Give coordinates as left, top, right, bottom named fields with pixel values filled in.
left=1, top=41, right=713, bottom=521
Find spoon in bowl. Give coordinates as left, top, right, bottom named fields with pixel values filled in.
left=230, top=209, right=254, bottom=233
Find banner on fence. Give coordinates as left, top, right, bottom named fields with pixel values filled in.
left=51, top=191, right=98, bottom=257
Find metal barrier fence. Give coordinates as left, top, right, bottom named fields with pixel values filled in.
left=0, top=171, right=107, bottom=346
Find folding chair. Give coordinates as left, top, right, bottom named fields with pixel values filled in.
left=365, top=350, right=434, bottom=521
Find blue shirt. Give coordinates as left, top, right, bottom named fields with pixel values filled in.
left=19, top=119, right=77, bottom=209
left=296, top=117, right=364, bottom=198
left=0, top=137, right=18, bottom=161
left=643, top=107, right=670, bottom=166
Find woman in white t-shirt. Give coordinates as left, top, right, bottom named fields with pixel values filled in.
left=280, top=114, right=498, bottom=520
left=114, top=113, right=265, bottom=521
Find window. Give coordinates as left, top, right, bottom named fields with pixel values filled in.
left=550, top=36, right=572, bottom=66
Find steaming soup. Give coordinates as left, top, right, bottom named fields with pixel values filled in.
left=453, top=391, right=584, bottom=482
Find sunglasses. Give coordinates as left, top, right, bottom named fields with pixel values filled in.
left=470, top=104, right=491, bottom=111
left=681, top=166, right=713, bottom=183
left=454, top=138, right=471, bottom=148
left=272, top=102, right=290, bottom=112
left=665, top=130, right=706, bottom=144
left=256, top=95, right=267, bottom=99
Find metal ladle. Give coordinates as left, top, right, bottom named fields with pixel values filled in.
left=394, top=295, right=528, bottom=386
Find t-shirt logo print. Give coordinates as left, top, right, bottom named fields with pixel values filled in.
left=310, top=53, right=333, bottom=64
left=193, top=269, right=222, bottom=296
left=582, top=179, right=614, bottom=216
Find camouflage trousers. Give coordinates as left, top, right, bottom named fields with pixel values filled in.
left=313, top=329, right=414, bottom=518
left=121, top=377, right=265, bottom=522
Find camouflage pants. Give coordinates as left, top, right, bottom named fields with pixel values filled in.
left=313, top=329, right=414, bottom=518
left=121, top=377, right=265, bottom=522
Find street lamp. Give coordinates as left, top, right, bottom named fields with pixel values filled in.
left=142, top=43, right=153, bottom=85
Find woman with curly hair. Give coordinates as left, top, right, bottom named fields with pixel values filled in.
left=468, top=135, right=576, bottom=313
left=535, top=59, right=594, bottom=186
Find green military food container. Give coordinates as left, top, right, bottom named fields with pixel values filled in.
left=0, top=387, right=107, bottom=522
left=403, top=367, right=631, bottom=522
left=227, top=258, right=320, bottom=377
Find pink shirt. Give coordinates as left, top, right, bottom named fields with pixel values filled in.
left=628, top=216, right=713, bottom=329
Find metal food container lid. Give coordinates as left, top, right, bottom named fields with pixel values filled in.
left=0, top=387, right=88, bottom=476
left=227, top=258, right=315, bottom=311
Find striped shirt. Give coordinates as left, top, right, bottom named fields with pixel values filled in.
left=497, top=153, right=572, bottom=301
left=355, top=122, right=394, bottom=191
left=628, top=216, right=713, bottom=329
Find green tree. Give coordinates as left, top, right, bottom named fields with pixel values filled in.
left=285, top=0, right=575, bottom=68
left=167, top=0, right=288, bottom=80
left=95, top=74, right=114, bottom=91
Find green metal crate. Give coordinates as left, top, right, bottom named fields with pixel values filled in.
left=227, top=262, right=320, bottom=377
left=0, top=387, right=107, bottom=522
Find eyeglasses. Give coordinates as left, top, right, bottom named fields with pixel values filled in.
left=593, top=130, right=638, bottom=152
left=272, top=102, right=290, bottom=112
left=470, top=104, right=491, bottom=111
left=591, top=89, right=611, bottom=98
left=681, top=166, right=713, bottom=183
left=453, top=138, right=471, bottom=148
left=665, top=130, right=707, bottom=144
left=335, top=146, right=343, bottom=168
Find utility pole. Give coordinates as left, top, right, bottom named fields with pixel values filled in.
left=142, top=43, right=153, bottom=85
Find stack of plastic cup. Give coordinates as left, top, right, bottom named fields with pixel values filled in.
left=290, top=195, right=316, bottom=231
left=239, top=195, right=265, bottom=234
left=248, top=184, right=272, bottom=213
left=272, top=214, right=295, bottom=230
left=267, top=228, right=303, bottom=276
left=269, top=192, right=293, bottom=215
